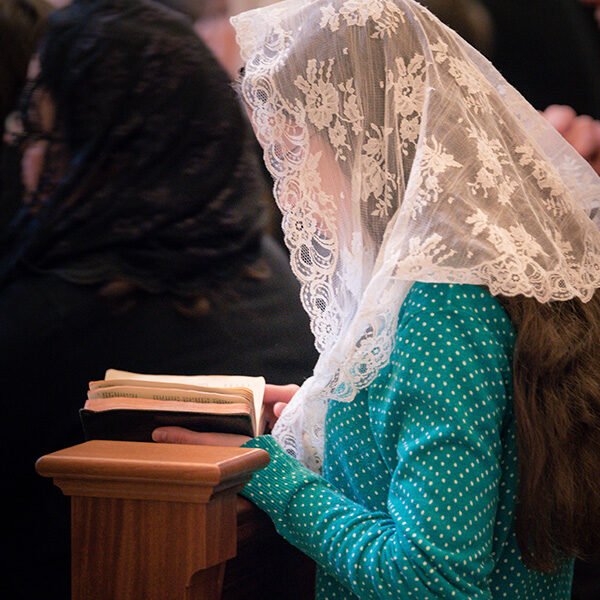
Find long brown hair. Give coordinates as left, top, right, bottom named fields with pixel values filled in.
left=497, top=290, right=600, bottom=572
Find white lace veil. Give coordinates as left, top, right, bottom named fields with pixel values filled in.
left=231, top=0, right=600, bottom=471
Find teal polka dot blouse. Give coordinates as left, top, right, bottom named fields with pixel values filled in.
left=241, top=283, right=573, bottom=599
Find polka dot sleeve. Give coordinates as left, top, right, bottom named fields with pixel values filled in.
left=241, top=285, right=516, bottom=599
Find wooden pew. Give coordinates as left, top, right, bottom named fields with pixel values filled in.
left=36, top=441, right=316, bottom=600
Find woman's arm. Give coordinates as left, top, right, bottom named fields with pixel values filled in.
left=241, top=305, right=513, bottom=599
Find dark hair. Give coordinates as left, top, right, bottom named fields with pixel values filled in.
left=497, top=290, right=600, bottom=571
left=0, top=0, right=51, bottom=127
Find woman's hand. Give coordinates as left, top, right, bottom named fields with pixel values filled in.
left=542, top=104, right=600, bottom=174
left=152, top=428, right=250, bottom=446
left=263, top=383, right=299, bottom=429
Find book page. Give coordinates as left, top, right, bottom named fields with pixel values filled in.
left=89, top=379, right=254, bottom=403
left=88, top=385, right=251, bottom=405
left=84, top=396, right=252, bottom=415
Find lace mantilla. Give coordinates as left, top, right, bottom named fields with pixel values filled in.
left=232, top=0, right=600, bottom=470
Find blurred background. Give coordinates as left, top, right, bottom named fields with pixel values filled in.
left=2, top=1, right=599, bottom=599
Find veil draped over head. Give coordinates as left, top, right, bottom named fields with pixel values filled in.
left=1, top=0, right=267, bottom=295
left=231, top=0, right=600, bottom=470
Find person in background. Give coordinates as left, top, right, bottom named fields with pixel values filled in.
left=542, top=104, right=600, bottom=176
left=0, top=1, right=317, bottom=597
left=156, top=1, right=600, bottom=598
left=0, top=0, right=52, bottom=229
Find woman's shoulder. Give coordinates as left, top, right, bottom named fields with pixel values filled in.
left=403, top=282, right=511, bottom=320
left=400, top=281, right=515, bottom=349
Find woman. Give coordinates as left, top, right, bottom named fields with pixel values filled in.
left=0, top=1, right=317, bottom=598
left=155, top=1, right=600, bottom=598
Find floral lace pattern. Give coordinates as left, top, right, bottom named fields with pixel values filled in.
left=409, top=136, right=462, bottom=219
left=232, top=0, right=600, bottom=469
left=515, top=144, right=573, bottom=217
left=320, top=0, right=405, bottom=38
left=295, top=60, right=364, bottom=161
left=431, top=39, right=493, bottom=114
left=387, top=54, right=426, bottom=151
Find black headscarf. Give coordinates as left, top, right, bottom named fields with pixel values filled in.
left=0, top=0, right=268, bottom=295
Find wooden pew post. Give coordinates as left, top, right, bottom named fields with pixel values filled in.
left=36, top=440, right=269, bottom=600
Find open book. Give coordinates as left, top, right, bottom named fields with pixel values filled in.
left=80, top=369, right=266, bottom=441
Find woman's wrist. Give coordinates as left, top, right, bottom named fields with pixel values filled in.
left=240, top=435, right=320, bottom=521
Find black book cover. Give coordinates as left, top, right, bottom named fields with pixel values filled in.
left=80, top=408, right=254, bottom=442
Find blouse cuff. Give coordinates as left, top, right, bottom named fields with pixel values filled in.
left=240, top=435, right=321, bottom=521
